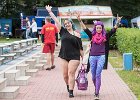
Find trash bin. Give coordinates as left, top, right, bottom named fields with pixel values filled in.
left=123, top=53, right=133, bottom=70
left=15, top=29, right=22, bottom=38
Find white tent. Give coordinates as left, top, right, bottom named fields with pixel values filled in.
left=131, top=16, right=140, bottom=28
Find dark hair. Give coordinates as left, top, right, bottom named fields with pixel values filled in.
left=63, top=18, right=76, bottom=30
left=26, top=16, right=29, bottom=19
left=32, top=18, right=36, bottom=21
left=46, top=17, right=51, bottom=22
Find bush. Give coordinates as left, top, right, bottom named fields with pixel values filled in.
left=116, top=28, right=140, bottom=64
left=106, top=28, right=117, bottom=49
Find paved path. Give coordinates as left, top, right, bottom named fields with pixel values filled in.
left=0, top=44, right=137, bottom=100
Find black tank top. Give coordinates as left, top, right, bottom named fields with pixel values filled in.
left=58, top=27, right=83, bottom=61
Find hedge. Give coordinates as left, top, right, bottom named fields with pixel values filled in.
left=116, top=28, right=140, bottom=64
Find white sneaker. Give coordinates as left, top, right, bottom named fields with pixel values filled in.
left=94, top=94, right=99, bottom=100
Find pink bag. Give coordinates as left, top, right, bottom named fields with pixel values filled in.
left=76, top=64, right=88, bottom=90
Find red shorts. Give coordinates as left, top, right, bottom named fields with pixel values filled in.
left=42, top=43, right=55, bottom=53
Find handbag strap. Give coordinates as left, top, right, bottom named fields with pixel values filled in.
left=81, top=64, right=85, bottom=70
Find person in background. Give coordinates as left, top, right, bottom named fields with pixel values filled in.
left=41, top=17, right=58, bottom=70
left=4, top=24, right=10, bottom=40
left=76, top=13, right=122, bottom=100
left=45, top=5, right=83, bottom=98
left=25, top=17, right=31, bottom=39
left=30, top=18, right=37, bottom=38
left=30, top=18, right=38, bottom=43
left=55, top=33, right=58, bottom=46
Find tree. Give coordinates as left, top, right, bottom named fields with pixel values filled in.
left=0, top=0, right=140, bottom=21
left=0, top=0, right=22, bottom=18
left=90, top=0, right=110, bottom=6
left=37, top=0, right=75, bottom=7
left=110, top=0, right=139, bottom=19
left=75, top=0, right=92, bottom=5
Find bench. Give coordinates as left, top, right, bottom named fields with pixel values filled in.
left=0, top=53, right=16, bottom=60
left=0, top=57, right=5, bottom=65
left=13, top=49, right=26, bottom=56
left=25, top=46, right=33, bottom=53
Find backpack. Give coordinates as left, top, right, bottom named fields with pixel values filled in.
left=76, top=65, right=88, bottom=90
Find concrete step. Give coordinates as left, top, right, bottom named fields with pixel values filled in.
left=25, top=59, right=36, bottom=69
left=0, top=78, right=7, bottom=90
left=37, top=53, right=46, bottom=60
left=32, top=55, right=41, bottom=64
left=15, top=76, right=31, bottom=85
left=26, top=69, right=39, bottom=77
left=35, top=64, right=45, bottom=70
left=16, top=64, right=29, bottom=76
left=39, top=60, right=47, bottom=65
left=5, top=70, right=20, bottom=80
left=0, top=86, right=19, bottom=99
left=43, top=57, right=47, bottom=60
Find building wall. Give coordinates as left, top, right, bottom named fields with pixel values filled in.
left=60, top=18, right=113, bottom=39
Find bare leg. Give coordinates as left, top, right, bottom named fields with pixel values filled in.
left=51, top=53, right=54, bottom=66
left=59, top=58, right=69, bottom=85
left=46, top=53, right=51, bottom=68
left=68, top=60, right=80, bottom=98
left=68, top=60, right=80, bottom=90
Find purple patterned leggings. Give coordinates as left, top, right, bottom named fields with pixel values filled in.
left=89, top=55, right=105, bottom=95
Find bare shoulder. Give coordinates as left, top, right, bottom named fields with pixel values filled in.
left=74, top=30, right=81, bottom=38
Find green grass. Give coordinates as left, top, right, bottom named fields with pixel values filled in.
left=0, top=37, right=21, bottom=43
left=109, top=50, right=123, bottom=68
left=109, top=50, right=140, bottom=100
left=117, top=70, right=140, bottom=100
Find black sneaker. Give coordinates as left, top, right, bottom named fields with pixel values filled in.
left=69, top=93, right=74, bottom=98
left=46, top=68, right=51, bottom=70
left=94, top=94, right=99, bottom=100
left=69, top=90, right=74, bottom=98
left=51, top=65, right=55, bottom=69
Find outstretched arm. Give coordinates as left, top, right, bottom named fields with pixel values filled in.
left=114, top=15, right=122, bottom=29
left=45, top=5, right=61, bottom=30
left=75, top=12, right=92, bottom=40
left=75, top=12, right=86, bottom=29
left=109, top=15, right=122, bottom=38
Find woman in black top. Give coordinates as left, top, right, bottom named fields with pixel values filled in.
left=45, top=5, right=83, bottom=98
